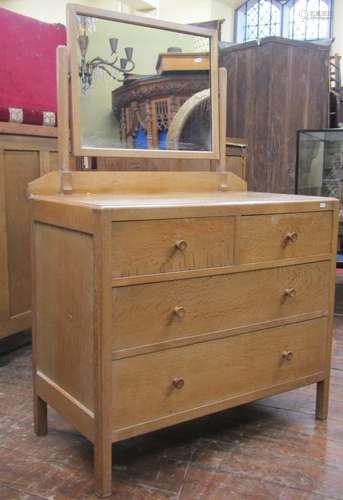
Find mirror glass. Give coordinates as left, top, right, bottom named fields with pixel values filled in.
left=75, top=15, right=212, bottom=152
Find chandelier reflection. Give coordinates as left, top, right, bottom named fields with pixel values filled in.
left=77, top=16, right=135, bottom=92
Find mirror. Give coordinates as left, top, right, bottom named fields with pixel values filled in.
left=67, top=5, right=219, bottom=158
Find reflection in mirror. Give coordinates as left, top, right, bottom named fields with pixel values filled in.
left=76, top=15, right=212, bottom=152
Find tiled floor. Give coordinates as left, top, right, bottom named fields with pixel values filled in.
left=0, top=319, right=343, bottom=499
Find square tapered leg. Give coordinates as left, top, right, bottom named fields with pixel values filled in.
left=316, top=378, right=330, bottom=420
left=95, top=439, right=112, bottom=498
left=33, top=395, right=48, bottom=436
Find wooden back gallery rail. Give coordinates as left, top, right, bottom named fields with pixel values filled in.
left=28, top=4, right=339, bottom=497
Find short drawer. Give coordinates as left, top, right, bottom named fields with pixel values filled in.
left=239, top=212, right=332, bottom=264
left=112, top=318, right=326, bottom=430
left=112, top=217, right=235, bottom=277
left=112, top=261, right=330, bottom=351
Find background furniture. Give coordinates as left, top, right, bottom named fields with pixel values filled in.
left=296, top=128, right=343, bottom=259
left=220, top=37, right=331, bottom=193
left=0, top=123, right=58, bottom=340
left=0, top=8, right=65, bottom=127
left=0, top=9, right=65, bottom=340
left=329, top=54, right=343, bottom=128
left=225, top=138, right=247, bottom=179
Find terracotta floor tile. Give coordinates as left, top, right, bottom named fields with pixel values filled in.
left=0, top=484, right=46, bottom=500
left=1, top=317, right=343, bottom=499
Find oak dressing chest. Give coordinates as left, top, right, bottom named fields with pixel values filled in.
left=30, top=5, right=339, bottom=497
left=30, top=170, right=338, bottom=497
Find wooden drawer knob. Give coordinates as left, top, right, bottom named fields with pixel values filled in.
left=175, top=240, right=188, bottom=251
left=173, top=306, right=186, bottom=318
left=284, top=288, right=297, bottom=298
left=285, top=231, right=298, bottom=244
left=282, top=350, right=294, bottom=361
left=172, top=377, right=185, bottom=389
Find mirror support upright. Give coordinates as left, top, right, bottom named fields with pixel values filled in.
left=218, top=67, right=229, bottom=190
left=57, top=45, right=73, bottom=194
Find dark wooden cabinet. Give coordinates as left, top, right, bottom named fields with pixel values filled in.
left=220, top=37, right=330, bottom=193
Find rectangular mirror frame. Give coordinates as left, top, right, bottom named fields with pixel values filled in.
left=67, top=3, right=220, bottom=159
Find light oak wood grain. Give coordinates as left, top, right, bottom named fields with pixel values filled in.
left=57, top=46, right=73, bottom=194
left=316, top=206, right=340, bottom=419
left=113, top=372, right=324, bottom=442
left=111, top=311, right=327, bottom=360
left=93, top=211, right=113, bottom=498
left=4, top=151, right=40, bottom=318
left=30, top=179, right=338, bottom=498
left=0, top=150, right=10, bottom=325
left=112, top=261, right=330, bottom=351
left=111, top=255, right=332, bottom=288
left=36, top=371, right=94, bottom=441
left=112, top=217, right=235, bottom=277
left=0, top=134, right=57, bottom=151
left=239, top=212, right=332, bottom=263
left=0, top=132, right=58, bottom=339
left=0, top=122, right=57, bottom=137
left=34, top=222, right=94, bottom=412
left=29, top=170, right=246, bottom=196
left=112, top=318, right=327, bottom=430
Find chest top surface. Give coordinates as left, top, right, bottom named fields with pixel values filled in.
left=29, top=172, right=336, bottom=203
left=29, top=171, right=337, bottom=218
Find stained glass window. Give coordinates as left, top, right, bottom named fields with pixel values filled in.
left=235, top=0, right=332, bottom=43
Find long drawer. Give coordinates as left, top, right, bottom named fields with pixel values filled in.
left=239, top=211, right=332, bottom=264
left=112, top=318, right=327, bottom=430
left=111, top=217, right=235, bottom=277
left=112, top=261, right=330, bottom=351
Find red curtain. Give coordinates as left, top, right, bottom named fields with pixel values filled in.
left=0, top=8, right=66, bottom=113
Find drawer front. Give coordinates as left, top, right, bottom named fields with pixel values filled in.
left=112, top=261, right=330, bottom=351
left=112, top=318, right=326, bottom=429
left=239, top=212, right=332, bottom=264
left=112, top=217, right=235, bottom=277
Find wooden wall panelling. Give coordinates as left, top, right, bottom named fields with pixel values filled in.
left=220, top=38, right=330, bottom=194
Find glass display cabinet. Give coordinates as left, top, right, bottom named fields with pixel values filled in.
left=296, top=128, right=343, bottom=258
